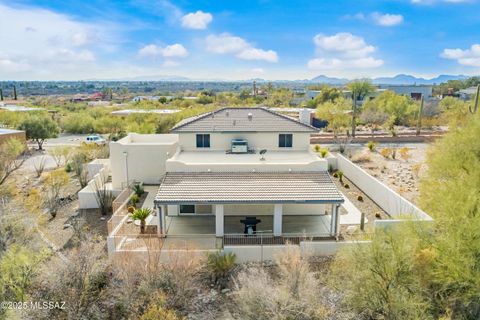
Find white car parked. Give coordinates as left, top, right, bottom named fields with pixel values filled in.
left=85, top=135, right=106, bottom=145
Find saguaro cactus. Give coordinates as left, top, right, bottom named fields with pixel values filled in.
left=13, top=85, right=17, bottom=100
left=469, top=85, right=479, bottom=114
left=416, top=95, right=424, bottom=136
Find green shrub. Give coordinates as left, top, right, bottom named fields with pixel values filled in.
left=337, top=171, right=344, bottom=183
left=357, top=195, right=364, bottom=202
left=65, top=162, right=73, bottom=172
left=314, top=144, right=321, bottom=152
left=333, top=172, right=338, bottom=178
left=344, top=183, right=350, bottom=189
left=133, top=183, right=144, bottom=197
left=130, top=194, right=139, bottom=207
left=319, top=148, right=328, bottom=158
left=207, top=251, right=236, bottom=288
left=367, top=141, right=377, bottom=152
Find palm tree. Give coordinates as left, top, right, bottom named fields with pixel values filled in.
left=132, top=208, right=152, bottom=234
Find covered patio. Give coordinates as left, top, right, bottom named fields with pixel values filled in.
left=154, top=171, right=344, bottom=243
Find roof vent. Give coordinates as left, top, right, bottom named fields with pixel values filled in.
left=247, top=112, right=253, bottom=121
left=226, top=110, right=230, bottom=117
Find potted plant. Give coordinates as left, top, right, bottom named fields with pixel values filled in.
left=132, top=208, right=152, bottom=234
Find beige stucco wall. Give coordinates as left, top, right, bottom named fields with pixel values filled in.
left=110, top=134, right=178, bottom=189
left=178, top=132, right=311, bottom=151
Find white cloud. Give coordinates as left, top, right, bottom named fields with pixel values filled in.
left=205, top=33, right=278, bottom=62
left=441, top=44, right=480, bottom=67
left=308, top=33, right=383, bottom=70
left=181, top=10, right=212, bottom=29
left=138, top=43, right=188, bottom=58
left=371, top=12, right=404, bottom=26
left=0, top=3, right=122, bottom=79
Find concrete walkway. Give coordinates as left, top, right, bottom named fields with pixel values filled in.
left=339, top=192, right=367, bottom=225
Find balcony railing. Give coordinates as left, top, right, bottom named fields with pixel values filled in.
left=223, top=232, right=334, bottom=246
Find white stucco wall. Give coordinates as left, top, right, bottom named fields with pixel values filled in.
left=335, top=153, right=432, bottom=220
left=178, top=132, right=311, bottom=151
left=110, top=133, right=179, bottom=189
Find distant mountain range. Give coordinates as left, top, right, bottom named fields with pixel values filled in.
left=85, top=73, right=473, bottom=85
left=310, top=74, right=471, bottom=85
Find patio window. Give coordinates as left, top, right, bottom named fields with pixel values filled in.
left=196, top=134, right=210, bottom=148
left=180, top=205, right=195, bottom=214
left=278, top=134, right=293, bottom=148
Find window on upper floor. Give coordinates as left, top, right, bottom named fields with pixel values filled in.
left=196, top=134, right=210, bottom=148
left=279, top=134, right=293, bottom=148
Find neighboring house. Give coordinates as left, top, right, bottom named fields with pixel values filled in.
left=458, top=86, right=478, bottom=101
left=132, top=95, right=173, bottom=102
left=0, top=129, right=26, bottom=145
left=378, top=85, right=433, bottom=100
left=109, top=107, right=344, bottom=243
left=110, top=109, right=180, bottom=116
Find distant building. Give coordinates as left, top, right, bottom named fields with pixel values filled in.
left=111, top=109, right=180, bottom=116
left=0, top=129, right=26, bottom=145
left=378, top=85, right=433, bottom=100
left=458, top=86, right=478, bottom=100
left=132, top=96, right=173, bottom=102
left=88, top=101, right=111, bottom=107
left=305, top=90, right=321, bottom=100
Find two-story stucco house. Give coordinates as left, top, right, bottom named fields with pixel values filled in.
left=109, top=107, right=344, bottom=248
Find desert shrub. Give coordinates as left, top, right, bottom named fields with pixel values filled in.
left=130, top=194, right=139, bottom=207
left=319, top=148, right=328, bottom=158
left=367, top=140, right=377, bottom=152
left=391, top=148, right=397, bottom=159
left=344, top=183, right=350, bottom=189
left=140, top=292, right=182, bottom=320
left=234, top=245, right=329, bottom=320
left=357, top=195, right=363, bottom=201
left=33, top=156, right=46, bottom=177
left=64, top=162, right=73, bottom=172
left=133, top=183, right=145, bottom=197
left=206, top=251, right=236, bottom=289
left=375, top=212, right=381, bottom=219
left=337, top=171, right=344, bottom=183
left=127, top=206, right=135, bottom=214
left=314, top=144, right=321, bottom=152
left=329, top=227, right=431, bottom=320
left=380, top=148, right=392, bottom=158
left=351, top=153, right=371, bottom=163
left=333, top=172, right=338, bottom=178
left=399, top=147, right=411, bottom=161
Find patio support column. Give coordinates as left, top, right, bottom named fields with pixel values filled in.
left=273, top=204, right=283, bottom=236
left=215, top=204, right=224, bottom=237
left=156, top=204, right=162, bottom=237
left=330, top=203, right=336, bottom=237
left=334, top=204, right=340, bottom=239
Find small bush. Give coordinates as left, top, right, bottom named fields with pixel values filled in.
left=357, top=195, right=364, bottom=202
left=391, top=148, right=397, bottom=160
left=207, top=251, right=236, bottom=289
left=133, top=183, right=145, bottom=197
left=33, top=156, right=47, bottom=177
left=380, top=148, right=392, bottom=159
left=64, top=162, right=73, bottom=173
left=127, top=206, right=135, bottom=214
left=367, top=141, right=377, bottom=152
left=344, top=183, right=350, bottom=189
left=375, top=212, right=381, bottom=219
left=314, top=144, right=321, bottom=152
left=319, top=148, right=328, bottom=158
left=337, top=171, right=344, bottom=183
left=333, top=172, right=338, bottom=178
left=399, top=147, right=411, bottom=161
left=130, top=194, right=139, bottom=207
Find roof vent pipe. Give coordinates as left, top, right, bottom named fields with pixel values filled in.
left=226, top=110, right=229, bottom=117
left=248, top=112, right=253, bottom=121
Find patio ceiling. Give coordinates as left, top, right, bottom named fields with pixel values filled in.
left=154, top=171, right=344, bottom=205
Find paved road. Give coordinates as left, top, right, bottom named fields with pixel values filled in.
left=27, top=133, right=107, bottom=148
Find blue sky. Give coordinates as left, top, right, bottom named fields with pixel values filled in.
left=0, top=0, right=479, bottom=80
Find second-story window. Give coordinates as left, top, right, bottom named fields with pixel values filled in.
left=279, top=134, right=293, bottom=148
left=196, top=134, right=210, bottom=148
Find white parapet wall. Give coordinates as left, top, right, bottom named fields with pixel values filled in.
left=79, top=164, right=121, bottom=209
left=333, top=153, right=433, bottom=222
left=110, top=133, right=179, bottom=189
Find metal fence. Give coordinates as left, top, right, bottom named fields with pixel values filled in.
left=223, top=232, right=334, bottom=246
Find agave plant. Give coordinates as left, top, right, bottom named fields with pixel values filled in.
left=132, top=208, right=152, bottom=234
left=207, top=251, right=237, bottom=288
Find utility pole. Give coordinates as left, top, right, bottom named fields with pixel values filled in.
left=351, top=91, right=357, bottom=138
left=13, top=85, right=17, bottom=100
left=0, top=88, right=3, bottom=101
left=416, top=95, right=424, bottom=136
left=469, top=85, right=479, bottom=114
